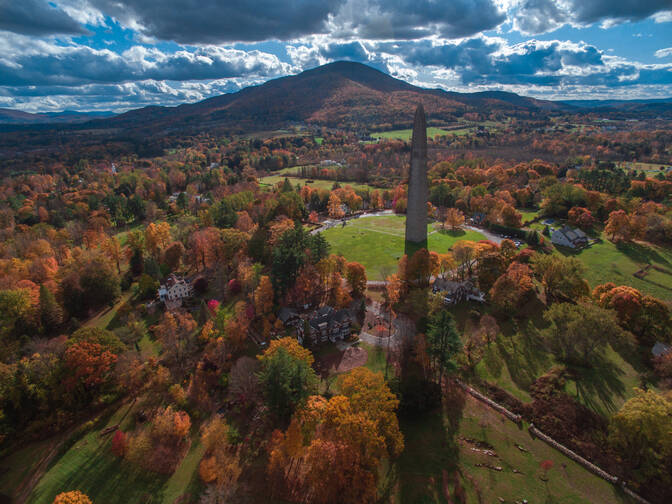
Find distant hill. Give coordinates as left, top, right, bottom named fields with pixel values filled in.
left=86, top=61, right=568, bottom=134
left=0, top=108, right=116, bottom=125
left=2, top=62, right=670, bottom=135
left=561, top=98, right=672, bottom=109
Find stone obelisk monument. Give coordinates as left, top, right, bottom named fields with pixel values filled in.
left=404, top=104, right=428, bottom=254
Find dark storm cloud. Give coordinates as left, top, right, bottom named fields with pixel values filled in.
left=398, top=39, right=604, bottom=76
left=86, top=0, right=343, bottom=43
left=515, top=0, right=672, bottom=34
left=0, top=0, right=87, bottom=36
left=331, top=0, right=506, bottom=40
left=571, top=0, right=672, bottom=25
left=0, top=45, right=288, bottom=86
left=402, top=38, right=500, bottom=68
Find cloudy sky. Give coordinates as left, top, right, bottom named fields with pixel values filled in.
left=1, top=0, right=671, bottom=112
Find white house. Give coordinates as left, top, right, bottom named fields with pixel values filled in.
left=551, top=226, right=589, bottom=249
left=158, top=274, right=194, bottom=309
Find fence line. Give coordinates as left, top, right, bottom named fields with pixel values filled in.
left=457, top=380, right=651, bottom=504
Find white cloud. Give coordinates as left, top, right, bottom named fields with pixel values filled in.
left=655, top=47, right=672, bottom=58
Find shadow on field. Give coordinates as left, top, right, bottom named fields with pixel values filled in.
left=381, top=382, right=467, bottom=504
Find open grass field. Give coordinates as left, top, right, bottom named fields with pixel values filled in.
left=389, top=396, right=633, bottom=504
left=371, top=127, right=461, bottom=141
left=458, top=396, right=633, bottom=504
left=25, top=403, right=203, bottom=504
left=475, top=332, right=642, bottom=416
left=322, top=214, right=486, bottom=280
left=258, top=174, right=375, bottom=192
left=557, top=235, right=672, bottom=301
left=616, top=161, right=672, bottom=173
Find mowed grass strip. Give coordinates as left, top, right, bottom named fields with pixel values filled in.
left=322, top=215, right=485, bottom=280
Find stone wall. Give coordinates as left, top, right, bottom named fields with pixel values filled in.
left=459, top=380, right=651, bottom=504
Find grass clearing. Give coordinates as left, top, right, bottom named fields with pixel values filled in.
left=322, top=215, right=486, bottom=280
left=258, top=174, right=375, bottom=192
left=388, top=396, right=632, bottom=504
left=458, top=396, right=633, bottom=504
left=26, top=402, right=204, bottom=504
left=557, top=235, right=672, bottom=300
left=371, top=127, right=455, bottom=141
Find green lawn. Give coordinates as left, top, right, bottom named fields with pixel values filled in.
left=322, top=215, right=486, bottom=280
left=26, top=403, right=203, bottom=504
left=371, top=127, right=460, bottom=141
left=258, top=175, right=375, bottom=192
left=361, top=341, right=387, bottom=375
left=556, top=235, right=672, bottom=300
left=387, top=396, right=633, bottom=504
left=458, top=396, right=633, bottom=504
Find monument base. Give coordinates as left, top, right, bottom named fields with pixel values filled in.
left=404, top=239, right=428, bottom=257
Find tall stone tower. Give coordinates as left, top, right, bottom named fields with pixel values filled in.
left=404, top=104, right=428, bottom=254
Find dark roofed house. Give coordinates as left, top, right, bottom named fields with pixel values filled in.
left=433, top=279, right=485, bottom=304
left=652, top=342, right=671, bottom=358
left=551, top=226, right=589, bottom=249
left=308, top=306, right=351, bottom=344
left=278, top=305, right=351, bottom=346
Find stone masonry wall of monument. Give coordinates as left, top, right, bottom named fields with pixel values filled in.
left=405, top=104, right=429, bottom=248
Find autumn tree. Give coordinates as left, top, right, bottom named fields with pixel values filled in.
left=444, top=207, right=464, bottom=231
left=327, top=193, right=345, bottom=219
left=52, top=491, right=93, bottom=504
left=593, top=284, right=671, bottom=346
left=254, top=275, right=274, bottom=317
left=345, top=262, right=367, bottom=298
left=198, top=417, right=242, bottom=495
left=609, top=389, right=672, bottom=489
left=268, top=368, right=403, bottom=504
left=152, top=311, right=197, bottom=374
left=163, top=241, right=185, bottom=272
left=605, top=210, right=633, bottom=242
left=541, top=302, right=625, bottom=367
left=531, top=253, right=589, bottom=302
left=64, top=341, right=118, bottom=399
left=111, top=429, right=127, bottom=457
left=101, top=237, right=123, bottom=274
left=489, top=262, right=535, bottom=313
left=145, top=222, right=171, bottom=259
left=567, top=207, right=595, bottom=230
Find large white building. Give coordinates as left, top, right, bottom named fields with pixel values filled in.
left=158, top=274, right=194, bottom=309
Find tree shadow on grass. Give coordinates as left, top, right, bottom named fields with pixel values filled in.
left=495, top=329, right=552, bottom=394
left=616, top=241, right=671, bottom=267
left=570, top=355, right=626, bottom=416
left=437, top=228, right=466, bottom=238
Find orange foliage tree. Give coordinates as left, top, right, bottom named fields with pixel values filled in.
left=268, top=368, right=403, bottom=504
left=254, top=275, right=274, bottom=317
left=444, top=207, right=464, bottom=231
left=52, top=491, right=93, bottom=504
left=345, top=262, right=367, bottom=298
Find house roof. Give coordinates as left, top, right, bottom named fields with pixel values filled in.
left=553, top=226, right=588, bottom=244
left=278, top=307, right=299, bottom=323
left=652, top=342, right=671, bottom=357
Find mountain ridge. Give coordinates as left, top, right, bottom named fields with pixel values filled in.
left=2, top=61, right=670, bottom=130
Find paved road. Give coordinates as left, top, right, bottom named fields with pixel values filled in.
left=464, top=224, right=505, bottom=244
